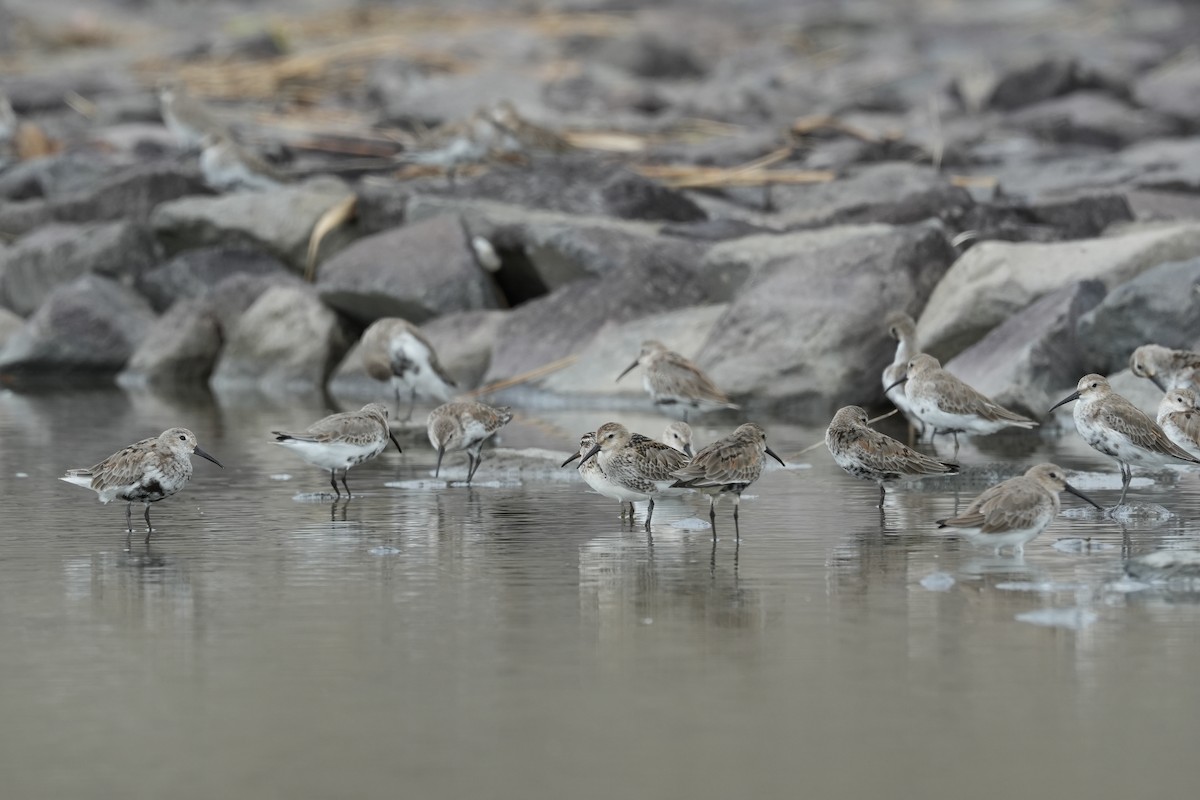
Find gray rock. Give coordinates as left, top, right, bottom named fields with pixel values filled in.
left=52, top=162, right=211, bottom=224
left=959, top=194, right=1134, bottom=244
left=595, top=32, right=708, bottom=80
left=204, top=272, right=306, bottom=340
left=0, top=152, right=124, bottom=200
left=355, top=181, right=410, bottom=235
left=917, top=223, right=1200, bottom=361
left=0, top=275, right=155, bottom=378
left=1076, top=257, right=1200, bottom=373
left=1133, top=60, right=1200, bottom=127
left=135, top=246, right=292, bottom=313
left=764, top=163, right=974, bottom=230
left=695, top=222, right=955, bottom=419
left=945, top=281, right=1107, bottom=418
left=1007, top=92, right=1180, bottom=149
left=0, top=221, right=160, bottom=316
left=151, top=176, right=354, bottom=270
left=117, top=298, right=222, bottom=387
left=986, top=58, right=1108, bottom=111
left=539, top=304, right=729, bottom=405
left=317, top=213, right=502, bottom=326
left=0, top=306, right=23, bottom=351
left=448, top=157, right=706, bottom=223
left=209, top=285, right=350, bottom=394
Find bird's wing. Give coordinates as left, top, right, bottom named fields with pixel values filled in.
left=672, top=438, right=756, bottom=485
left=930, top=373, right=1034, bottom=424
left=634, top=441, right=691, bottom=482
left=939, top=479, right=1044, bottom=533
left=86, top=438, right=159, bottom=492
left=1102, top=397, right=1200, bottom=462
left=850, top=426, right=955, bottom=474
left=654, top=351, right=733, bottom=404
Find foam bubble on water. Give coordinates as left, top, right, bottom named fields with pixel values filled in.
left=1111, top=503, right=1173, bottom=522
left=386, top=479, right=449, bottom=490
left=1053, top=537, right=1117, bottom=554
left=269, top=473, right=292, bottom=481
left=919, top=572, right=956, bottom=591
left=1064, top=472, right=1154, bottom=491
left=14, top=472, right=27, bottom=478
left=292, top=492, right=339, bottom=503
left=1105, top=577, right=1151, bottom=593
left=369, top=546, right=401, bottom=556
left=671, top=517, right=713, bottom=531
left=997, top=581, right=1089, bottom=593
left=1015, top=607, right=1098, bottom=630
left=1060, top=506, right=1106, bottom=520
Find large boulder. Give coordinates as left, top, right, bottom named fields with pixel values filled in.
left=1007, top=92, right=1180, bottom=150
left=1133, top=60, right=1200, bottom=127
left=694, top=221, right=956, bottom=419
left=134, top=246, right=293, bottom=313
left=151, top=177, right=354, bottom=270
left=117, top=298, right=222, bottom=388
left=50, top=162, right=211, bottom=225
left=0, top=275, right=155, bottom=378
left=317, top=213, right=503, bottom=325
left=1076, top=257, right=1200, bottom=373
left=209, top=285, right=350, bottom=394
left=944, top=280, right=1107, bottom=418
left=0, top=221, right=160, bottom=316
left=917, top=222, right=1200, bottom=361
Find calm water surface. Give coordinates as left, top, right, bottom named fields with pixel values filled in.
left=1, top=389, right=1199, bottom=799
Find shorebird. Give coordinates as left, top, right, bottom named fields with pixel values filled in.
left=158, top=82, right=233, bottom=151
left=578, top=422, right=690, bottom=531
left=1129, top=344, right=1200, bottom=393
left=427, top=401, right=513, bottom=484
left=1157, top=388, right=1200, bottom=459
left=670, top=423, right=784, bottom=538
left=1049, top=374, right=1200, bottom=506
left=199, top=133, right=287, bottom=192
left=61, top=428, right=223, bottom=543
left=272, top=403, right=401, bottom=498
left=882, top=311, right=925, bottom=441
left=885, top=354, right=1037, bottom=458
left=661, top=421, right=694, bottom=457
left=561, top=431, right=643, bottom=520
left=936, top=463, right=1101, bottom=556
left=825, top=405, right=958, bottom=507
left=360, top=318, right=457, bottom=422
left=616, top=340, right=739, bottom=421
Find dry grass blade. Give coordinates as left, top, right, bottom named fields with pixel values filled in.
left=636, top=164, right=834, bottom=189
left=465, top=355, right=578, bottom=398
left=305, top=195, right=357, bottom=282
left=561, top=130, right=648, bottom=153
left=793, top=409, right=900, bottom=456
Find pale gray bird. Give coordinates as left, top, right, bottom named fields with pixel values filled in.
left=360, top=318, right=457, bottom=422
left=1130, top=344, right=1200, bottom=393
left=670, top=423, right=784, bottom=538
left=578, top=421, right=690, bottom=531
left=272, top=403, right=402, bottom=498
left=617, top=340, right=739, bottom=421
left=158, top=82, right=233, bottom=150
left=199, top=133, right=287, bottom=192
left=427, top=401, right=513, bottom=484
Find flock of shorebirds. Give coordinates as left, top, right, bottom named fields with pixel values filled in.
left=60, top=309, right=1200, bottom=554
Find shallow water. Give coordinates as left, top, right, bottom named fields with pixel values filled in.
left=2, top=388, right=1199, bottom=799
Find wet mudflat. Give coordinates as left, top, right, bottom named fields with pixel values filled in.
left=1, top=389, right=1199, bottom=799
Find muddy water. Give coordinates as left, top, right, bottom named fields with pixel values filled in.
left=1, top=388, right=1197, bottom=799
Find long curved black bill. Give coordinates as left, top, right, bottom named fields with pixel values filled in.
left=561, top=452, right=582, bottom=468
left=883, top=376, right=907, bottom=394
left=389, top=433, right=403, bottom=454
left=194, top=446, right=223, bottom=468
left=1047, top=390, right=1080, bottom=414
left=434, top=446, right=445, bottom=477
left=683, top=443, right=694, bottom=459
left=765, top=445, right=785, bottom=467
left=1064, top=481, right=1103, bottom=510
left=578, top=443, right=602, bottom=466
left=1151, top=374, right=1167, bottom=392
left=615, top=360, right=639, bottom=383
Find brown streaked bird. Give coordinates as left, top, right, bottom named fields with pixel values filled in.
left=578, top=422, right=690, bottom=531
left=360, top=318, right=457, bottom=422
left=1129, top=344, right=1200, bottom=393
left=427, top=401, right=513, bottom=484
left=825, top=405, right=958, bottom=507
left=616, top=340, right=739, bottom=421
left=936, top=464, right=1101, bottom=556
left=562, top=431, right=639, bottom=519
left=272, top=403, right=401, bottom=499
left=670, top=423, right=784, bottom=538
left=885, top=353, right=1037, bottom=458
left=61, top=428, right=223, bottom=543
left=882, top=311, right=925, bottom=440
left=1157, top=387, right=1200, bottom=460
left=1049, top=374, right=1200, bottom=507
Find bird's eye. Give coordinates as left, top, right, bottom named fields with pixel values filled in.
left=1091, top=382, right=1098, bottom=388
left=179, top=435, right=186, bottom=441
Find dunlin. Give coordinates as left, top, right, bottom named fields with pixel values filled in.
left=199, top=133, right=286, bottom=192
left=427, top=401, right=513, bottom=484
left=1157, top=388, right=1200, bottom=459
left=885, top=353, right=1037, bottom=457
left=882, top=312, right=925, bottom=439
left=936, top=463, right=1101, bottom=555
left=661, top=421, right=694, bottom=457
left=578, top=422, right=690, bottom=531
left=272, top=403, right=401, bottom=498
left=61, top=428, right=223, bottom=543
left=670, top=423, right=784, bottom=537
left=616, top=340, right=738, bottom=421
left=562, top=431, right=644, bottom=520
left=158, top=82, right=232, bottom=151
left=825, top=405, right=958, bottom=507
left=1129, top=344, right=1200, bottom=392
left=360, top=318, right=457, bottom=421
left=1049, top=374, right=1200, bottom=506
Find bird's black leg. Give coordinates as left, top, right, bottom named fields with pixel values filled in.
left=406, top=388, right=417, bottom=423
left=733, top=494, right=741, bottom=541
left=644, top=497, right=655, bottom=532
left=1117, top=463, right=1131, bottom=508
left=144, top=504, right=153, bottom=545
left=878, top=483, right=886, bottom=508
left=709, top=497, right=717, bottom=539
left=340, top=470, right=352, bottom=498
left=125, top=502, right=133, bottom=533
left=952, top=432, right=961, bottom=460
left=330, top=470, right=341, bottom=498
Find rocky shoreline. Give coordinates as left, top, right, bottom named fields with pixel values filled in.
left=1, top=0, right=1198, bottom=423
